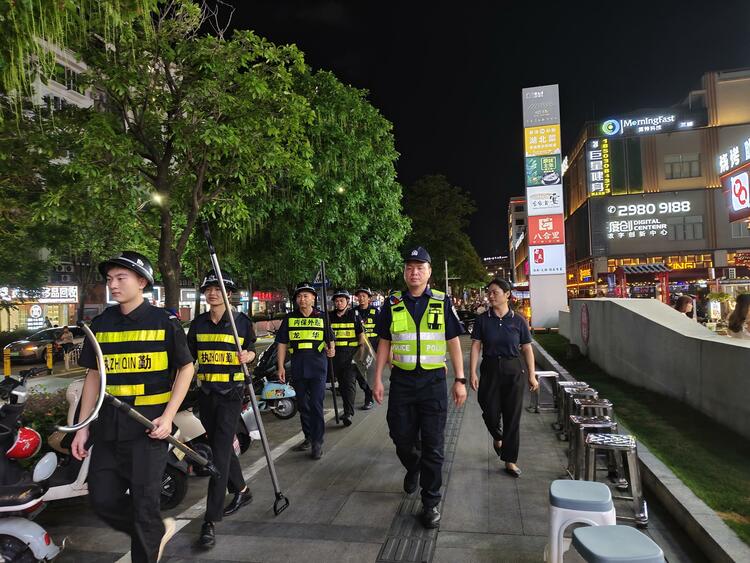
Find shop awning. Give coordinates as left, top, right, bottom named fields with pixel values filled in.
left=622, top=263, right=671, bottom=274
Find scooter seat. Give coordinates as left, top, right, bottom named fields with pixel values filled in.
left=0, top=482, right=47, bottom=508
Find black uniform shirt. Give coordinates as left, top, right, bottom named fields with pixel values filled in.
left=275, top=308, right=333, bottom=379
left=79, top=300, right=194, bottom=441
left=356, top=305, right=380, bottom=340
left=471, top=308, right=531, bottom=358
left=187, top=309, right=257, bottom=394
left=375, top=287, right=464, bottom=379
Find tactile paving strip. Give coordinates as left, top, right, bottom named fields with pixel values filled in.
left=376, top=399, right=466, bottom=563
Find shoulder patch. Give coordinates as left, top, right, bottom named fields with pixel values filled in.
left=389, top=293, right=402, bottom=305
left=430, top=290, right=446, bottom=301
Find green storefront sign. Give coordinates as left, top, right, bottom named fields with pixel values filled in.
left=525, top=155, right=561, bottom=187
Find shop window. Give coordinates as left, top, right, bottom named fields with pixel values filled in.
left=667, top=215, right=703, bottom=241
left=731, top=222, right=750, bottom=239
left=515, top=218, right=525, bottom=226
left=515, top=205, right=525, bottom=213
left=664, top=153, right=701, bottom=180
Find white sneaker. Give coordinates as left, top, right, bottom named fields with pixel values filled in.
left=157, top=517, right=176, bottom=562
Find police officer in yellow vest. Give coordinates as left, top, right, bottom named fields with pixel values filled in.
left=187, top=270, right=256, bottom=548
left=354, top=287, right=378, bottom=409
left=275, top=282, right=334, bottom=460
left=328, top=289, right=366, bottom=426
left=72, top=252, right=195, bottom=562
left=372, top=247, right=467, bottom=529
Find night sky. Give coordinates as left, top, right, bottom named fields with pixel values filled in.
left=227, top=0, right=750, bottom=256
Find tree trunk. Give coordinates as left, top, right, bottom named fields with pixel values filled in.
left=158, top=212, right=181, bottom=311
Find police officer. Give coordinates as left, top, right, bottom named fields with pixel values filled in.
left=187, top=270, right=256, bottom=548
left=372, top=247, right=467, bottom=529
left=354, top=287, right=378, bottom=409
left=71, top=252, right=195, bottom=563
left=469, top=278, right=538, bottom=477
left=275, top=282, right=334, bottom=460
left=328, top=289, right=366, bottom=426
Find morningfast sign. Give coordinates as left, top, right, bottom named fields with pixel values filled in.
left=600, top=110, right=706, bottom=137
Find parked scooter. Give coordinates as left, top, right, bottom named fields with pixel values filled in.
left=43, top=378, right=208, bottom=510
left=0, top=370, right=64, bottom=561
left=252, top=341, right=297, bottom=420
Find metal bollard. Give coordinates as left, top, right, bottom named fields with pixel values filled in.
left=3, top=348, right=10, bottom=377
left=46, top=343, right=54, bottom=375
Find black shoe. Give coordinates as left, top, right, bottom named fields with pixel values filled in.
left=311, top=442, right=323, bottom=460
left=342, top=416, right=352, bottom=427
left=293, top=439, right=311, bottom=452
left=403, top=470, right=419, bottom=494
left=223, top=488, right=253, bottom=516
left=420, top=506, right=441, bottom=529
left=361, top=400, right=375, bottom=410
left=197, top=521, right=215, bottom=549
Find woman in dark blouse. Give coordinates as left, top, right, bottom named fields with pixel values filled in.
left=469, top=279, right=538, bottom=477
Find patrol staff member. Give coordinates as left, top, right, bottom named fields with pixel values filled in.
left=372, top=247, right=467, bottom=529
left=354, top=287, right=378, bottom=409
left=187, top=270, right=256, bottom=548
left=469, top=278, right=538, bottom=477
left=328, top=289, right=366, bottom=426
left=275, top=282, right=334, bottom=460
left=72, top=252, right=194, bottom=563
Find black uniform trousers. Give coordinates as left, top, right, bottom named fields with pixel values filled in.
left=386, top=369, right=447, bottom=508
left=197, top=390, right=247, bottom=522
left=291, top=373, right=326, bottom=446
left=88, top=434, right=168, bottom=563
left=331, top=348, right=357, bottom=418
left=477, top=357, right=526, bottom=463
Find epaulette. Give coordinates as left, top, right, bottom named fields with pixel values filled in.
left=389, top=291, right=402, bottom=305
left=430, top=289, right=446, bottom=301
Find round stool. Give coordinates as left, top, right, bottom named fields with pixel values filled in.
left=572, top=525, right=664, bottom=562
left=546, top=479, right=616, bottom=563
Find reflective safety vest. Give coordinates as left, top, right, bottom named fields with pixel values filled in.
left=97, top=327, right=173, bottom=406
left=389, top=290, right=447, bottom=371
left=358, top=307, right=378, bottom=338
left=330, top=309, right=359, bottom=347
left=195, top=332, right=245, bottom=386
left=287, top=314, right=326, bottom=354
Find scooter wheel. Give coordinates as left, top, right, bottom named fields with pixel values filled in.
left=272, top=398, right=298, bottom=420
left=0, top=534, right=37, bottom=563
left=161, top=465, right=188, bottom=510
left=237, top=433, right=252, bottom=454
left=190, top=442, right=214, bottom=477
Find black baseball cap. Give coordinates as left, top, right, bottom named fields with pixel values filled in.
left=404, top=246, right=431, bottom=264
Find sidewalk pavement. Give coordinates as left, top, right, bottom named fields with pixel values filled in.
left=42, top=336, right=703, bottom=562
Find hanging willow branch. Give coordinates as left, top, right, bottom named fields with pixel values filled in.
left=0, top=0, right=158, bottom=114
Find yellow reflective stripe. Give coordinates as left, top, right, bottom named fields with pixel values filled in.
left=196, top=334, right=244, bottom=345
left=335, top=341, right=359, bottom=347
left=196, top=350, right=239, bottom=365
left=289, top=318, right=324, bottom=328
left=135, top=391, right=172, bottom=406
left=197, top=372, right=245, bottom=382
left=289, top=330, right=323, bottom=341
left=107, top=384, right=145, bottom=396
left=97, top=330, right=166, bottom=343
left=103, top=352, right=168, bottom=373
left=330, top=323, right=355, bottom=329
left=333, top=329, right=356, bottom=338
left=297, top=342, right=313, bottom=349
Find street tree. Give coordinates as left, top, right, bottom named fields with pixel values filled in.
left=402, top=175, right=487, bottom=289
left=30, top=1, right=315, bottom=309
left=249, top=70, right=409, bottom=294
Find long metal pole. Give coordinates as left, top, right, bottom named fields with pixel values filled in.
left=445, top=260, right=449, bottom=296
left=319, top=261, right=340, bottom=424
left=201, top=221, right=289, bottom=515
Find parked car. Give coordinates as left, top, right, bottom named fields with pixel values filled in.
left=3, top=326, right=85, bottom=363
left=457, top=310, right=477, bottom=335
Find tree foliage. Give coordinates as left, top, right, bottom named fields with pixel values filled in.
left=403, top=175, right=487, bottom=289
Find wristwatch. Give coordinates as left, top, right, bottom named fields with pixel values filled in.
left=454, top=377, right=467, bottom=384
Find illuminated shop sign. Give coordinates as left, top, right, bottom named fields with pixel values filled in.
left=528, top=214, right=565, bottom=246
left=0, top=285, right=79, bottom=303
left=586, top=138, right=611, bottom=195
left=525, top=155, right=561, bottom=187
left=721, top=161, right=750, bottom=222
left=600, top=110, right=706, bottom=137
left=717, top=135, right=750, bottom=174
left=605, top=200, right=692, bottom=240
left=527, top=184, right=564, bottom=216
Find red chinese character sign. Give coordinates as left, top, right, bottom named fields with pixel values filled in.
left=528, top=214, right=565, bottom=246
left=722, top=161, right=750, bottom=222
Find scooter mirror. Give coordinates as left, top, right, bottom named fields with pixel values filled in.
left=33, top=451, right=57, bottom=482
